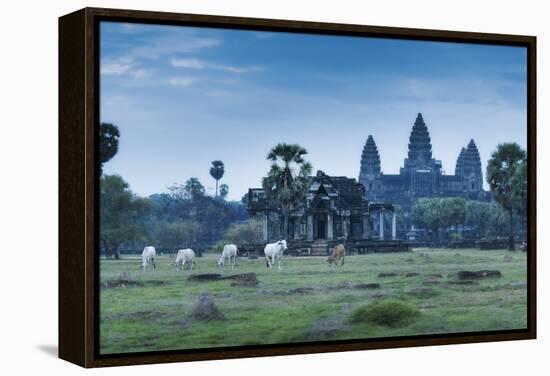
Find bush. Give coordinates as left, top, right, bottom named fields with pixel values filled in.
left=348, top=300, right=420, bottom=328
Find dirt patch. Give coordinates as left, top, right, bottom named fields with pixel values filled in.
left=100, top=280, right=142, bottom=289
left=275, top=287, right=315, bottom=295
left=503, top=255, right=514, bottom=262
left=101, top=271, right=143, bottom=289
left=378, top=272, right=398, bottom=278
left=226, top=273, right=259, bottom=287
left=426, top=273, right=443, bottom=279
left=190, top=293, right=225, bottom=321
left=457, top=270, right=502, bottom=280
left=188, top=273, right=223, bottom=282
left=422, top=279, right=440, bottom=286
left=145, top=280, right=167, bottom=286
left=298, top=304, right=351, bottom=341
left=354, top=283, right=381, bottom=289
left=407, top=287, right=438, bottom=298
left=509, top=282, right=527, bottom=289
left=446, top=280, right=478, bottom=285
left=104, top=310, right=170, bottom=321
left=405, top=272, right=421, bottom=277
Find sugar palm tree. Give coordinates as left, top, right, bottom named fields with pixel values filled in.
left=486, top=143, right=526, bottom=250
left=262, top=143, right=312, bottom=237
left=209, top=160, right=225, bottom=197
left=219, top=184, right=229, bottom=200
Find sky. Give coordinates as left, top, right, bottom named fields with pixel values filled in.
left=100, top=21, right=527, bottom=201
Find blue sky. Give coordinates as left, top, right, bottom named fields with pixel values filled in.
left=100, top=21, right=527, bottom=201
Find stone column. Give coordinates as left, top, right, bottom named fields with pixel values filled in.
left=379, top=210, right=384, bottom=240
left=392, top=210, right=397, bottom=240
left=362, top=213, right=369, bottom=239
left=327, top=212, right=334, bottom=240
left=263, top=213, right=269, bottom=242
left=343, top=214, right=348, bottom=238
left=307, top=214, right=313, bottom=241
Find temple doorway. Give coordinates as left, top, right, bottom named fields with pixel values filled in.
left=316, top=217, right=326, bottom=239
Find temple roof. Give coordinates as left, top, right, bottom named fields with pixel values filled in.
left=455, top=139, right=482, bottom=179
left=359, top=135, right=381, bottom=177
left=407, top=113, right=432, bottom=163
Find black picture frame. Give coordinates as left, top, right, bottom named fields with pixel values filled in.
left=59, top=7, right=537, bottom=368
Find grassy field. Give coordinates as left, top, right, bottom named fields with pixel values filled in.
left=99, top=248, right=527, bottom=354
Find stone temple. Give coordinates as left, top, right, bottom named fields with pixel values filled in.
left=246, top=112, right=489, bottom=252
left=358, top=113, right=489, bottom=208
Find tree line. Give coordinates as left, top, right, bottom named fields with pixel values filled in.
left=412, top=142, right=527, bottom=249
left=98, top=122, right=247, bottom=259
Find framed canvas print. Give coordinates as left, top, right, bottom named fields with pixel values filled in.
left=59, top=7, right=536, bottom=368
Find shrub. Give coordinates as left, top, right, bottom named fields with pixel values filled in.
left=348, top=300, right=420, bottom=328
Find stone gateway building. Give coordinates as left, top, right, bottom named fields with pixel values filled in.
left=248, top=171, right=404, bottom=255
left=359, top=113, right=490, bottom=207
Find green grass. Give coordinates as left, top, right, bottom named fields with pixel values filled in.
left=99, top=248, right=528, bottom=354
left=348, top=300, right=420, bottom=327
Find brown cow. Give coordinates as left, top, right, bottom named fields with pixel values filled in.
left=327, top=244, right=345, bottom=267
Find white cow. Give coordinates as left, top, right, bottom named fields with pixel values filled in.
left=139, top=246, right=156, bottom=271
left=217, top=244, right=238, bottom=270
left=175, top=248, right=195, bottom=271
left=264, top=240, right=288, bottom=270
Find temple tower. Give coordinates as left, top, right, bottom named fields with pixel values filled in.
left=358, top=135, right=381, bottom=199
left=455, top=147, right=467, bottom=177
left=405, top=113, right=433, bottom=167
left=456, top=139, right=483, bottom=191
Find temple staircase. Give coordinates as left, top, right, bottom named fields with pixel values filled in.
left=311, top=239, right=329, bottom=256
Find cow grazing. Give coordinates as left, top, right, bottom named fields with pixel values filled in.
left=327, top=244, right=346, bottom=268
left=139, top=246, right=156, bottom=271
left=264, top=240, right=288, bottom=270
left=218, top=244, right=238, bottom=270
left=175, top=248, right=195, bottom=271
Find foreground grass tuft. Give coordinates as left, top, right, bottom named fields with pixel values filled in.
left=348, top=300, right=420, bottom=328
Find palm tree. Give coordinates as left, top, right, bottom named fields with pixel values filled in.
left=209, top=160, right=225, bottom=197
left=486, top=143, right=526, bottom=250
left=262, top=143, right=312, bottom=237
left=219, top=184, right=229, bottom=200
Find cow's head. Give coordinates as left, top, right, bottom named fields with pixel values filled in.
left=277, top=239, right=288, bottom=251
left=217, top=258, right=224, bottom=268
left=327, top=255, right=335, bottom=266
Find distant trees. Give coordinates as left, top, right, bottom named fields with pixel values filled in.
left=210, top=160, right=225, bottom=197
left=412, top=197, right=511, bottom=244
left=154, top=220, right=199, bottom=250
left=169, top=178, right=205, bottom=201
left=262, top=143, right=312, bottom=237
left=221, top=218, right=264, bottom=249
left=486, top=143, right=527, bottom=250
left=99, top=122, right=120, bottom=173
left=100, top=175, right=149, bottom=259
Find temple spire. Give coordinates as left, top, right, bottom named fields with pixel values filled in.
left=407, top=112, right=432, bottom=164
left=456, top=139, right=483, bottom=190
left=359, top=135, right=381, bottom=181
left=455, top=147, right=466, bottom=176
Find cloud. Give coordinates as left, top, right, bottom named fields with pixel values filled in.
left=167, top=77, right=197, bottom=87
left=101, top=62, right=132, bottom=76
left=100, top=58, right=150, bottom=79
left=129, top=34, right=221, bottom=60
left=170, top=58, right=261, bottom=74
left=170, top=58, right=206, bottom=69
